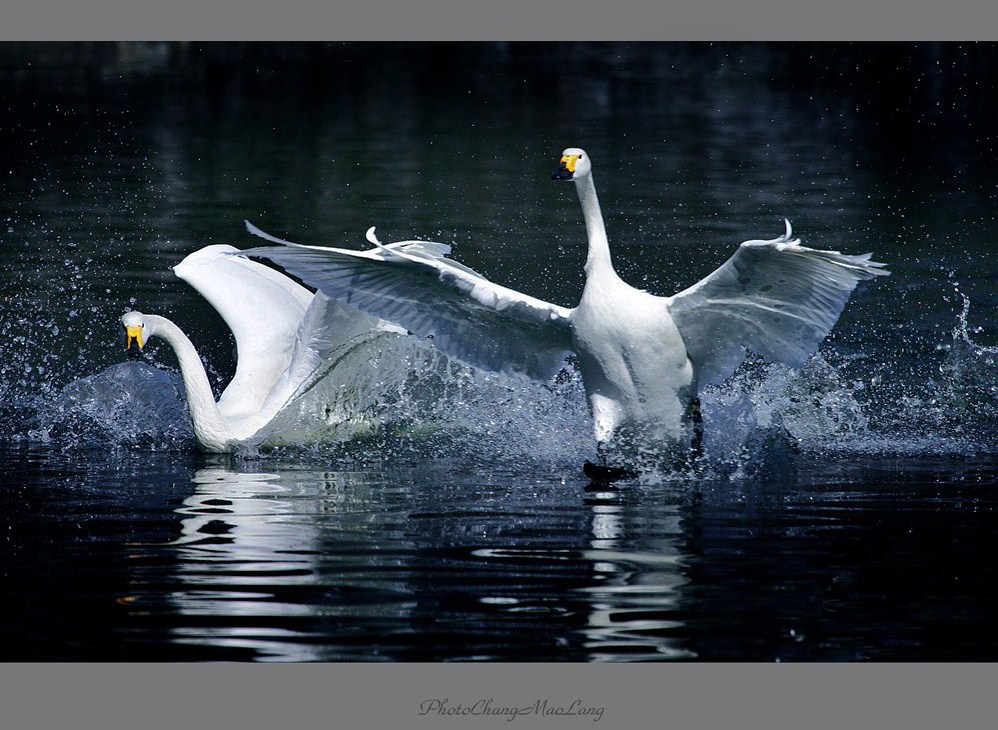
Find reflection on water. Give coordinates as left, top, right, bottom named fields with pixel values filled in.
left=154, top=462, right=697, bottom=662
left=169, top=468, right=325, bottom=661
left=1, top=444, right=996, bottom=661
left=109, top=453, right=991, bottom=663
left=579, top=504, right=692, bottom=662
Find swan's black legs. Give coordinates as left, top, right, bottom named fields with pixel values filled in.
left=584, top=440, right=638, bottom=488
left=596, top=440, right=608, bottom=465
left=688, top=397, right=704, bottom=459
left=583, top=461, right=637, bottom=487
left=582, top=400, right=705, bottom=488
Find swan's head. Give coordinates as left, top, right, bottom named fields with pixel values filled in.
left=552, top=147, right=592, bottom=181
left=121, top=311, right=148, bottom=354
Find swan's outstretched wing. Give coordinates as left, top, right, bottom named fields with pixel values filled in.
left=242, top=222, right=575, bottom=380
left=258, top=291, right=394, bottom=418
left=173, top=244, right=314, bottom=419
left=666, top=220, right=890, bottom=387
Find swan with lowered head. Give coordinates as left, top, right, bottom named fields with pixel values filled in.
left=241, top=148, right=889, bottom=469
left=121, top=243, right=412, bottom=452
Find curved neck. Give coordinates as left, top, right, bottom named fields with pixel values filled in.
left=146, top=315, right=233, bottom=450
left=575, top=172, right=614, bottom=278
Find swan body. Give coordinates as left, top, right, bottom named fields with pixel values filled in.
left=242, top=148, right=889, bottom=460
left=121, top=244, right=404, bottom=452
left=572, top=273, right=695, bottom=446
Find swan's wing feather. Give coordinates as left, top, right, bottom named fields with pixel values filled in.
left=172, top=244, right=314, bottom=416
left=244, top=219, right=457, bottom=262
left=259, top=291, right=387, bottom=416
left=242, top=224, right=574, bottom=380
left=667, top=222, right=889, bottom=386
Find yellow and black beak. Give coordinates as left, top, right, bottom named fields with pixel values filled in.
left=124, top=324, right=144, bottom=354
left=552, top=154, right=579, bottom=181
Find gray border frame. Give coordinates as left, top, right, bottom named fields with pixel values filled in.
left=3, top=0, right=998, bottom=40
left=2, top=0, right=997, bottom=727
left=2, top=663, right=997, bottom=727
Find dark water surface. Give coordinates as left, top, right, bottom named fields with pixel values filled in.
left=1, top=43, right=996, bottom=661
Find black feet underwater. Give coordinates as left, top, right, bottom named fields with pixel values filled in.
left=584, top=398, right=704, bottom=486
left=583, top=460, right=639, bottom=485
left=688, top=396, right=704, bottom=460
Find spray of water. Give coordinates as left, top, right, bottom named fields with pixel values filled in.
left=2, top=292, right=993, bottom=475
left=932, top=293, right=998, bottom=431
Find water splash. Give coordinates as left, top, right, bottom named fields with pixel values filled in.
left=824, top=288, right=995, bottom=457
left=933, top=293, right=998, bottom=428
left=5, top=294, right=994, bottom=472
left=259, top=334, right=594, bottom=469
left=20, top=361, right=194, bottom=450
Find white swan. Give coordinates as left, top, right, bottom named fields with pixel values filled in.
left=120, top=243, right=410, bottom=453
left=241, top=148, right=889, bottom=464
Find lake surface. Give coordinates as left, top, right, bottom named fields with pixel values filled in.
left=1, top=42, right=996, bottom=661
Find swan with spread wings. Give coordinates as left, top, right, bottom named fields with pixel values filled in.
left=242, top=148, right=889, bottom=469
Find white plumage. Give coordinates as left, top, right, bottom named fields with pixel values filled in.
left=121, top=244, right=404, bottom=452
left=242, top=148, right=889, bottom=459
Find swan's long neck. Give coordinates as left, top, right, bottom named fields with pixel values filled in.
left=575, top=172, right=615, bottom=279
left=146, top=314, right=234, bottom=452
